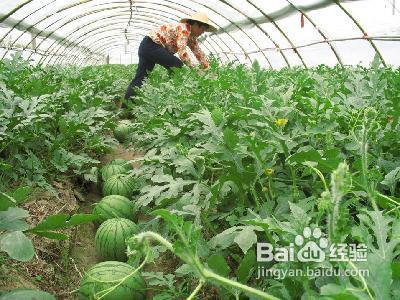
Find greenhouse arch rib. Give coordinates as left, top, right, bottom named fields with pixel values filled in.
left=45, top=0, right=257, bottom=66
left=0, top=0, right=389, bottom=67
left=333, top=0, right=386, bottom=66
left=39, top=4, right=237, bottom=65
left=55, top=21, right=220, bottom=65
left=47, top=22, right=217, bottom=65
left=216, top=0, right=297, bottom=67
left=41, top=8, right=231, bottom=65
left=0, top=0, right=57, bottom=51
left=0, top=1, right=101, bottom=61
left=1, top=1, right=224, bottom=64
left=177, top=0, right=275, bottom=66
left=44, top=18, right=219, bottom=65
left=2, top=0, right=250, bottom=66
left=246, top=0, right=307, bottom=67
left=0, top=0, right=36, bottom=23
left=285, top=0, right=343, bottom=66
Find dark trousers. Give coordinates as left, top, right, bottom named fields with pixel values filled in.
left=124, top=36, right=184, bottom=100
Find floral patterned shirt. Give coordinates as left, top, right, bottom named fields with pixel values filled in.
left=148, top=22, right=209, bottom=69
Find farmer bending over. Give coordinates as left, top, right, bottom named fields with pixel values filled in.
left=124, top=12, right=216, bottom=101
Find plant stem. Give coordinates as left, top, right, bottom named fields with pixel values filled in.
left=279, top=140, right=299, bottom=200
left=135, top=231, right=279, bottom=300
left=135, top=231, right=174, bottom=251
left=306, top=164, right=329, bottom=192
left=201, top=212, right=218, bottom=236
left=251, top=186, right=261, bottom=209
left=201, top=268, right=279, bottom=300
left=187, top=280, right=204, bottom=300
left=97, top=247, right=150, bottom=300
left=360, top=123, right=378, bottom=211
left=268, top=177, right=274, bottom=200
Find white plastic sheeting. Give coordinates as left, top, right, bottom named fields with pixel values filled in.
left=0, top=0, right=399, bottom=67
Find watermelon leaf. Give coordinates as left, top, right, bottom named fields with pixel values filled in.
left=0, top=231, right=34, bottom=262
left=29, top=213, right=98, bottom=232
left=0, top=192, right=17, bottom=211
left=0, top=289, right=56, bottom=300
left=0, top=207, right=29, bottom=231
left=207, top=254, right=231, bottom=277
left=236, top=249, right=256, bottom=283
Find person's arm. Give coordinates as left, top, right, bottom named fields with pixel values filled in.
left=187, top=38, right=209, bottom=69
left=176, top=25, right=193, bottom=67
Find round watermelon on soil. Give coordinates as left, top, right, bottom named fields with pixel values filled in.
left=93, top=195, right=136, bottom=224
left=79, top=261, right=145, bottom=300
left=102, top=174, right=136, bottom=198
left=95, top=218, right=138, bottom=261
left=113, top=120, right=133, bottom=143
left=101, top=164, right=128, bottom=182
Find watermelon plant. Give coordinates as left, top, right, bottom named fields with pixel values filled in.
left=95, top=218, right=139, bottom=261
left=79, top=261, right=145, bottom=300
left=2, top=55, right=400, bottom=299
left=120, top=57, right=400, bottom=298
left=127, top=209, right=278, bottom=299
left=0, top=54, right=124, bottom=190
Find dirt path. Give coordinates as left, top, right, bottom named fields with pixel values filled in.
left=68, top=142, right=144, bottom=299
left=101, top=143, right=144, bottom=168
left=0, top=142, right=145, bottom=300
left=70, top=143, right=142, bottom=270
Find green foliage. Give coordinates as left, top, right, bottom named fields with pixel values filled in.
left=124, top=60, right=400, bottom=298
left=3, top=55, right=400, bottom=298
left=0, top=289, right=56, bottom=300
left=0, top=54, right=125, bottom=189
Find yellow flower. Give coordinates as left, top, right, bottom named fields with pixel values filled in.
left=265, top=168, right=273, bottom=176
left=275, top=118, right=288, bottom=127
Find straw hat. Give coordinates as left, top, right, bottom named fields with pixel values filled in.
left=180, top=12, right=217, bottom=32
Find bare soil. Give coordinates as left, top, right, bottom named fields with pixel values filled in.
left=0, top=143, right=147, bottom=299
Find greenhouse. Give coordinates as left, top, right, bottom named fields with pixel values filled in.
left=0, top=0, right=400, bottom=299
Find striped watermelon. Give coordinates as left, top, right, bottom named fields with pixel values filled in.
left=114, top=120, right=133, bottom=143
left=79, top=261, right=145, bottom=300
left=102, top=174, right=136, bottom=198
left=101, top=164, right=128, bottom=182
left=95, top=218, right=138, bottom=261
left=93, top=195, right=136, bottom=224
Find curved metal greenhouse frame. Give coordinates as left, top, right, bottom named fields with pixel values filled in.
left=0, top=0, right=399, bottom=67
